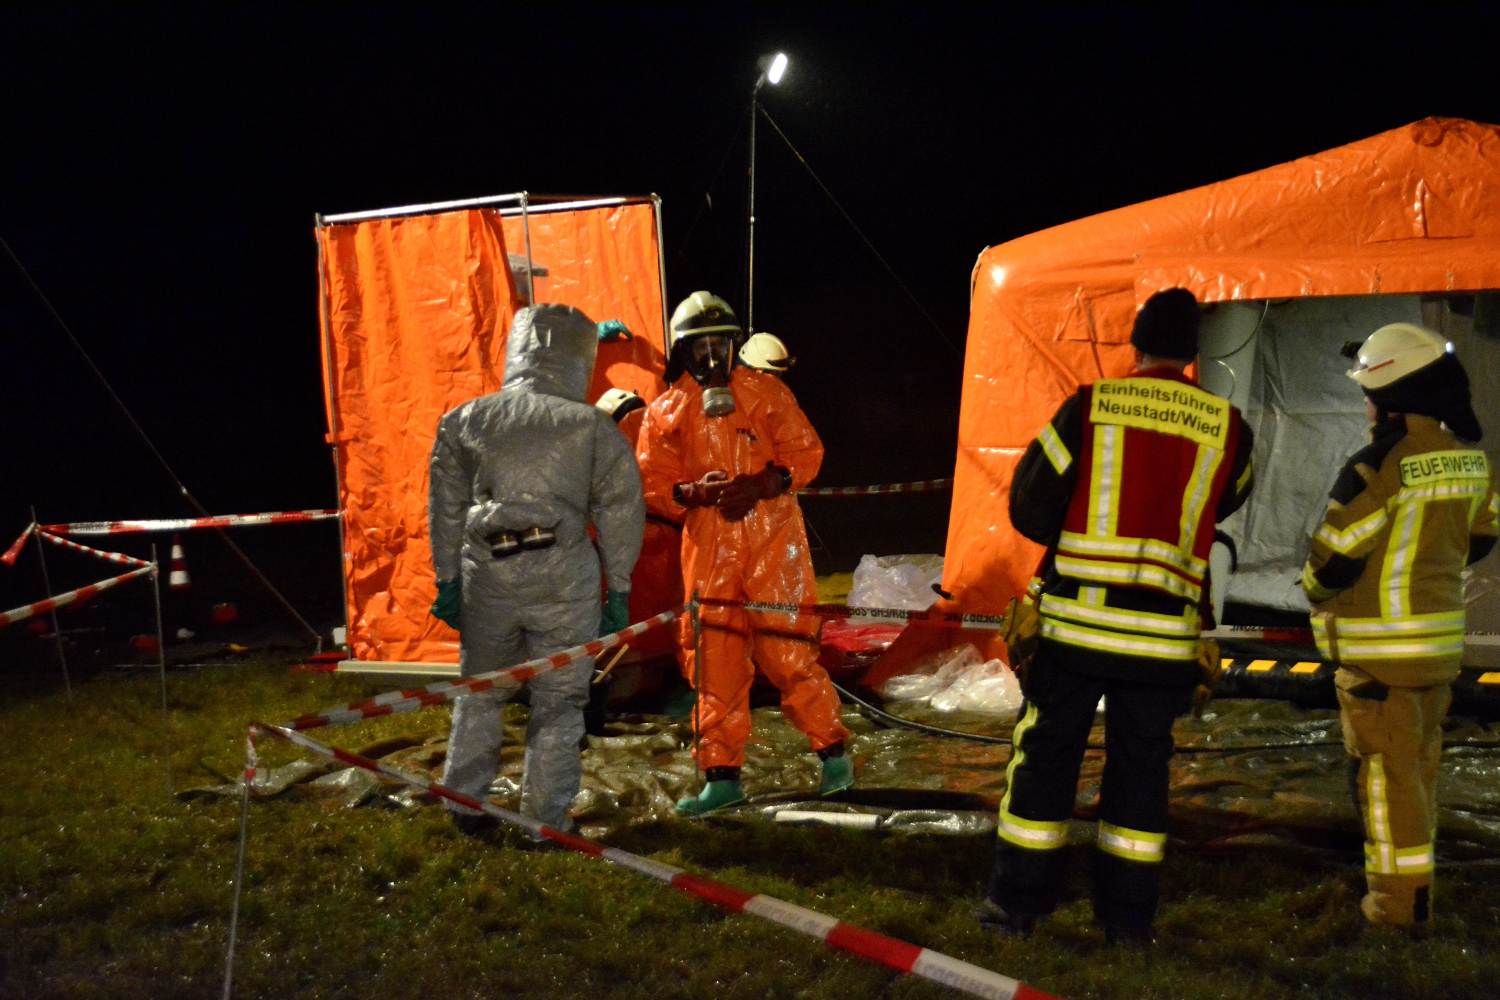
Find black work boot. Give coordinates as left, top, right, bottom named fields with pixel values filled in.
left=973, top=898, right=1037, bottom=938
left=450, top=811, right=499, bottom=837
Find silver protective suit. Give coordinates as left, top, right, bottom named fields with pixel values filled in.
left=428, top=304, right=645, bottom=830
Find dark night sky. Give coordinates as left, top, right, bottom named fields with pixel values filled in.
left=4, top=3, right=1500, bottom=624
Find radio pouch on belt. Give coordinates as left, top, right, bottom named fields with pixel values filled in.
left=1000, top=596, right=1041, bottom=691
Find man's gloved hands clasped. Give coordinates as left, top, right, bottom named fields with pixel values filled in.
left=601, top=589, right=630, bottom=637
left=431, top=578, right=462, bottom=630
left=718, top=462, right=788, bottom=521
left=674, top=470, right=730, bottom=508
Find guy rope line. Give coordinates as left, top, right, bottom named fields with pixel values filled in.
left=0, top=236, right=321, bottom=643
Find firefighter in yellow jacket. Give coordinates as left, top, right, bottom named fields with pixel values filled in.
left=1304, top=323, right=1498, bottom=932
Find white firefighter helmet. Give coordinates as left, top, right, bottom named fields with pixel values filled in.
left=1348, top=323, right=1453, bottom=389
left=668, top=291, right=742, bottom=350
left=594, top=387, right=645, bottom=423
left=739, top=332, right=794, bottom=373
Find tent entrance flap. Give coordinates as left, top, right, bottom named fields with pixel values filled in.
left=1199, top=293, right=1500, bottom=631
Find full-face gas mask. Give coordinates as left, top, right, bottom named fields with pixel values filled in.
left=666, top=291, right=745, bottom=418
left=686, top=335, right=736, bottom=416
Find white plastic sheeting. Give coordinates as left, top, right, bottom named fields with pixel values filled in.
left=876, top=643, right=1023, bottom=718
left=847, top=554, right=944, bottom=611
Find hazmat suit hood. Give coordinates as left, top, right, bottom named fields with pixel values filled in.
left=501, top=304, right=598, bottom=403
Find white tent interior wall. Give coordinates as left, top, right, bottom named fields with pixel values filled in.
left=1200, top=293, right=1500, bottom=632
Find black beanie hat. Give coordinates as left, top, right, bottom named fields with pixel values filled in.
left=1364, top=351, right=1483, bottom=442
left=1131, top=288, right=1201, bottom=361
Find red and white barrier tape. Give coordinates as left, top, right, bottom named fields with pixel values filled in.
left=37, top=508, right=341, bottom=537
left=0, top=565, right=155, bottom=627
left=0, top=523, right=35, bottom=567
left=698, top=597, right=1006, bottom=631
left=249, top=721, right=1059, bottom=1000
left=290, top=608, right=684, bottom=732
left=799, top=479, right=952, bottom=497
left=39, top=530, right=152, bottom=569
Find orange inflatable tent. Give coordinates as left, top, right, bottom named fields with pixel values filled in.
left=316, top=194, right=670, bottom=666
left=938, top=116, right=1500, bottom=639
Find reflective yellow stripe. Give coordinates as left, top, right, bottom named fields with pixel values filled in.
left=1290, top=661, right=1321, bottom=674
left=1037, top=422, right=1072, bottom=476
left=1025, top=576, right=1043, bottom=601
left=1097, top=822, right=1166, bottom=863
left=1078, top=585, right=1106, bottom=606
left=1053, top=554, right=1200, bottom=602
left=1396, top=480, right=1491, bottom=505
left=997, top=704, right=1069, bottom=850
left=1089, top=425, right=1123, bottom=537
left=1490, top=493, right=1499, bottom=518
left=998, top=808, right=1069, bottom=850
left=1365, top=755, right=1392, bottom=872
left=1331, top=610, right=1465, bottom=634
left=1315, top=508, right=1388, bottom=555
left=1245, top=659, right=1276, bottom=672
left=1302, top=560, right=1336, bottom=603
left=1338, top=636, right=1465, bottom=660
left=1040, top=617, right=1200, bottom=660
left=1058, top=531, right=1207, bottom=579
left=1177, top=441, right=1224, bottom=554
left=1380, top=502, right=1424, bottom=619
left=1364, top=842, right=1435, bottom=875
left=1040, top=593, right=1200, bottom=637
left=1235, top=456, right=1253, bottom=494
left=1311, top=617, right=1333, bottom=660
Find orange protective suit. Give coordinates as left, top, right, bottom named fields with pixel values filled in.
left=610, top=406, right=686, bottom=659
left=636, top=368, right=849, bottom=768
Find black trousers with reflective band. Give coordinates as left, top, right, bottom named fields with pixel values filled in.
left=988, top=640, right=1193, bottom=931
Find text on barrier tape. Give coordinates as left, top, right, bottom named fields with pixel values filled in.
left=38, top=509, right=342, bottom=536
left=248, top=721, right=1060, bottom=1000
left=798, top=478, right=952, bottom=497
left=697, top=597, right=1006, bottom=631
left=0, top=565, right=155, bottom=627
left=291, top=607, right=684, bottom=732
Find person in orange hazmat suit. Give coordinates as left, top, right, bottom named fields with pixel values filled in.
left=597, top=385, right=686, bottom=661
left=636, top=291, right=852, bottom=815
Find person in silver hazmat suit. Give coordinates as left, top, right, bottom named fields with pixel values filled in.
left=428, top=303, right=645, bottom=836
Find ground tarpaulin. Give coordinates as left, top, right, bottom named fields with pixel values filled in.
left=188, top=699, right=1500, bottom=859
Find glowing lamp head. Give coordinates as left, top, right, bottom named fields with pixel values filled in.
left=767, top=53, right=788, bottom=84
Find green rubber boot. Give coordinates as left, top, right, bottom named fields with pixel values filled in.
left=676, top=779, right=746, bottom=816
left=819, top=755, right=854, bottom=796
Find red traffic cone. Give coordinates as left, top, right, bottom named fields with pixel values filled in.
left=169, top=534, right=191, bottom=592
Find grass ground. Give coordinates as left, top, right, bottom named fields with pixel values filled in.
left=2, top=657, right=1499, bottom=1000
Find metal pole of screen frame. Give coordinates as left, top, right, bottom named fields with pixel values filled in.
left=652, top=195, right=671, bottom=356
left=315, top=237, right=351, bottom=643
left=520, top=191, right=535, bottom=304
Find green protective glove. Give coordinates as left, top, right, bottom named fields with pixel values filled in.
left=431, top=578, right=462, bottom=630
left=597, top=319, right=631, bottom=342
left=600, top=589, right=631, bottom=637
